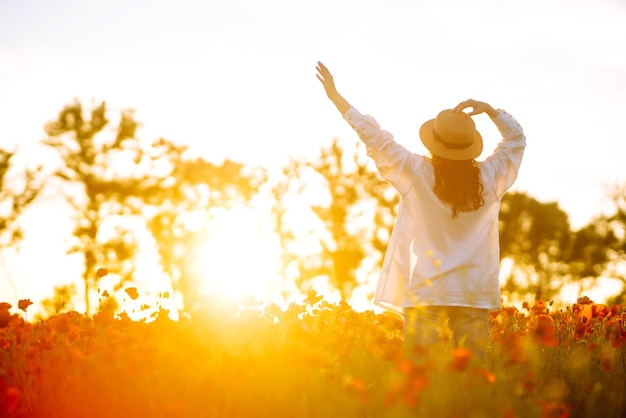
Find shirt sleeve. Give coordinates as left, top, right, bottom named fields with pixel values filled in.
left=343, top=106, right=417, bottom=196
left=481, top=110, right=526, bottom=199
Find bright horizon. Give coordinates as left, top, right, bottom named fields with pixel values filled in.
left=1, top=0, right=626, bottom=311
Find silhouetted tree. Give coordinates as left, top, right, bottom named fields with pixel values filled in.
left=604, top=182, right=626, bottom=258
left=44, top=102, right=153, bottom=313
left=498, top=190, right=626, bottom=302
left=569, top=221, right=617, bottom=278
left=574, top=183, right=626, bottom=303
left=271, top=138, right=398, bottom=300
left=0, top=149, right=44, bottom=249
left=498, top=192, right=575, bottom=301
left=44, top=100, right=265, bottom=314
left=146, top=159, right=266, bottom=313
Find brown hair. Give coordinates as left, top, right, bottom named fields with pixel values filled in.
left=431, top=154, right=484, bottom=218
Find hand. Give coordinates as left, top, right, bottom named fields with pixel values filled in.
left=316, top=61, right=339, bottom=99
left=316, top=61, right=351, bottom=115
left=453, top=99, right=499, bottom=118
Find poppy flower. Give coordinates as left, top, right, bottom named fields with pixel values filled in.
left=0, top=310, right=10, bottom=328
left=574, top=318, right=591, bottom=339
left=469, top=368, right=497, bottom=384
left=532, top=300, right=547, bottom=315
left=18, top=299, right=33, bottom=312
left=604, top=319, right=626, bottom=348
left=96, top=267, right=109, bottom=278
left=48, top=314, right=71, bottom=334
left=2, top=386, right=21, bottom=413
left=533, top=314, right=557, bottom=347
left=538, top=400, right=570, bottom=418
left=523, top=371, right=535, bottom=393
left=125, top=287, right=139, bottom=300
left=451, top=347, right=473, bottom=371
left=591, top=304, right=610, bottom=319
left=502, top=306, right=518, bottom=316
left=344, top=376, right=369, bottom=404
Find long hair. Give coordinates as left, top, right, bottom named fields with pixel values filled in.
left=431, top=154, right=484, bottom=218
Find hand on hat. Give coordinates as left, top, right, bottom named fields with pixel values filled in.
left=454, top=99, right=499, bottom=119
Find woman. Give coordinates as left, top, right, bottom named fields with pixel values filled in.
left=316, top=61, right=526, bottom=360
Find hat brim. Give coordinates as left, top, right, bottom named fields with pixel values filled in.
left=419, top=118, right=483, bottom=160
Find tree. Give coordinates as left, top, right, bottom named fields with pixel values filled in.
left=498, top=185, right=626, bottom=303
left=604, top=182, right=626, bottom=258
left=271, top=138, right=398, bottom=300
left=498, top=192, right=574, bottom=301
left=571, top=183, right=626, bottom=303
left=498, top=190, right=626, bottom=302
left=0, top=148, right=44, bottom=299
left=44, top=101, right=146, bottom=314
left=44, top=100, right=265, bottom=315
left=0, top=149, right=44, bottom=249
left=145, top=158, right=266, bottom=313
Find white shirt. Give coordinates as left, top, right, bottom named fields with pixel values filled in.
left=343, top=107, right=526, bottom=315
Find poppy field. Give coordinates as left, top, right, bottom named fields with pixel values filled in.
left=1, top=293, right=625, bottom=418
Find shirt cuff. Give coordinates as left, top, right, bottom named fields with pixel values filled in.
left=343, top=106, right=362, bottom=125
left=492, top=110, right=524, bottom=141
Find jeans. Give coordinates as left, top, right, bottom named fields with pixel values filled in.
left=403, top=306, right=489, bottom=361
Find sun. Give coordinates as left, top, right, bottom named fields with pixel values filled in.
left=192, top=205, right=283, bottom=304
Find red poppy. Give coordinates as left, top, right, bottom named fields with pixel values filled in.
left=591, top=304, right=610, bottom=319
left=533, top=314, right=557, bottom=347
left=344, top=376, right=369, bottom=404
left=18, top=299, right=33, bottom=312
left=502, top=306, right=518, bottom=316
left=532, top=300, right=547, bottom=315
left=2, top=386, right=21, bottom=413
left=574, top=318, right=591, bottom=339
left=604, top=319, right=626, bottom=348
left=125, top=287, right=139, bottom=300
left=96, top=267, right=109, bottom=278
left=0, top=310, right=10, bottom=328
left=48, top=314, right=71, bottom=334
left=469, top=368, right=497, bottom=384
left=523, top=371, right=535, bottom=393
left=538, top=400, right=571, bottom=418
left=451, top=347, right=473, bottom=371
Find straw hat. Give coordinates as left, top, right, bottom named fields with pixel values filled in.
left=419, top=109, right=483, bottom=160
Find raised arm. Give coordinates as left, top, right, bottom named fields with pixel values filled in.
left=464, top=99, right=525, bottom=199
left=316, top=61, right=351, bottom=115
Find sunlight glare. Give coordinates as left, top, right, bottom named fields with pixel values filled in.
left=194, top=206, right=282, bottom=304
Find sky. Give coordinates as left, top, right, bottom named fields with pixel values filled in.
left=1, top=0, right=626, bottom=309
